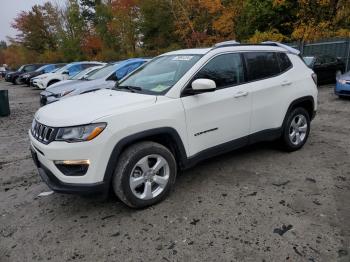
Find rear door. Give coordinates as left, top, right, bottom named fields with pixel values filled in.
left=245, top=52, right=293, bottom=134
left=181, top=53, right=252, bottom=156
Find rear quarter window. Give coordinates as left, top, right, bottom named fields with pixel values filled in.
left=244, top=52, right=280, bottom=81
left=277, top=53, right=292, bottom=72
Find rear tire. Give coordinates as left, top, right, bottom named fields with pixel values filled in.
left=112, top=141, right=177, bottom=209
left=281, top=107, right=310, bottom=152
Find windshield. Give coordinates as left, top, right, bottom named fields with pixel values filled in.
left=303, top=56, right=315, bottom=66
left=117, top=55, right=202, bottom=94
left=35, top=65, right=49, bottom=72
left=55, top=64, right=72, bottom=74
left=17, top=66, right=24, bottom=72
left=86, top=63, right=118, bottom=80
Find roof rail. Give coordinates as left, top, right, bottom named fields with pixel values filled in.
left=261, top=41, right=300, bottom=55
left=213, top=40, right=240, bottom=48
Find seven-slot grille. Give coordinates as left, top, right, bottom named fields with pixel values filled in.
left=31, top=120, right=57, bottom=144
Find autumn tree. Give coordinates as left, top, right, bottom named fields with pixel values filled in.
left=170, top=0, right=244, bottom=47
left=107, top=0, right=140, bottom=56
left=11, top=2, right=61, bottom=52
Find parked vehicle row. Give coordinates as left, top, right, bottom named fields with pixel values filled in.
left=5, top=64, right=45, bottom=84
left=29, top=41, right=319, bottom=208
left=19, top=63, right=66, bottom=86
left=32, top=62, right=105, bottom=90
left=40, top=58, right=149, bottom=105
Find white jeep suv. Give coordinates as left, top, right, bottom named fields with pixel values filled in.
left=29, top=42, right=318, bottom=208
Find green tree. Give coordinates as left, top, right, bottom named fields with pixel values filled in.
left=140, top=0, right=181, bottom=54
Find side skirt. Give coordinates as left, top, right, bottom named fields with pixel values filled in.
left=182, top=127, right=282, bottom=169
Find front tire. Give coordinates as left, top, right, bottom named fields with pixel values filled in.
left=281, top=107, right=310, bottom=152
left=112, top=141, right=177, bottom=208
left=13, top=77, right=21, bottom=85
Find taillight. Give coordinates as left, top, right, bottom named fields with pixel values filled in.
left=311, top=73, right=317, bottom=85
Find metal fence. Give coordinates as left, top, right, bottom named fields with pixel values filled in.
left=288, top=38, right=350, bottom=72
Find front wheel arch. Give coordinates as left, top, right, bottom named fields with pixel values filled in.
left=103, top=128, right=187, bottom=188
left=47, top=79, right=60, bottom=87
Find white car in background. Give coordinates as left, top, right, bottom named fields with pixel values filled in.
left=32, top=61, right=104, bottom=89
left=47, top=65, right=105, bottom=89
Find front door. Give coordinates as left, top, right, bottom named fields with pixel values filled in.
left=181, top=53, right=252, bottom=156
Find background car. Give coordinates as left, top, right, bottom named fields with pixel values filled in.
left=32, top=61, right=104, bottom=89
left=0, top=64, right=8, bottom=78
left=40, top=58, right=148, bottom=105
left=303, top=55, right=345, bottom=85
left=335, top=71, right=350, bottom=98
left=18, top=63, right=66, bottom=86
left=41, top=65, right=106, bottom=91
left=5, top=64, right=46, bottom=84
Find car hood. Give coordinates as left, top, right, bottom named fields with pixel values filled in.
left=339, top=71, right=350, bottom=81
left=45, top=79, right=106, bottom=94
left=46, top=80, right=83, bottom=92
left=32, top=72, right=54, bottom=80
left=35, top=89, right=157, bottom=127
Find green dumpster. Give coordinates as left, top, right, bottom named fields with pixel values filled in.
left=0, top=90, right=10, bottom=117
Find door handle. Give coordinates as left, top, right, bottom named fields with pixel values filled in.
left=234, top=91, right=249, bottom=98
left=281, top=81, right=292, bottom=86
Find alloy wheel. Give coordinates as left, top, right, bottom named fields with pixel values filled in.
left=289, top=114, right=308, bottom=146
left=129, top=154, right=170, bottom=200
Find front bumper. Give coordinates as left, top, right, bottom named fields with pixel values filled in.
left=30, top=143, right=109, bottom=195
left=40, top=92, right=59, bottom=106
left=335, top=82, right=350, bottom=96
left=33, top=79, right=46, bottom=89
left=29, top=129, right=112, bottom=194
left=31, top=147, right=107, bottom=194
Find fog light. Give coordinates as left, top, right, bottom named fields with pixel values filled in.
left=54, top=160, right=90, bottom=176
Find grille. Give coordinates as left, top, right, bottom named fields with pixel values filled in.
left=31, top=120, right=57, bottom=144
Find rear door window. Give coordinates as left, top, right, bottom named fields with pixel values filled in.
left=244, top=52, right=280, bottom=81
left=192, top=53, right=244, bottom=89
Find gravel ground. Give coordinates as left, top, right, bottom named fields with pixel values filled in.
left=0, top=80, right=349, bottom=262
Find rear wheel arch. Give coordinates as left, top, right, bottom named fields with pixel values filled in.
left=103, top=128, right=187, bottom=186
left=283, top=96, right=315, bottom=127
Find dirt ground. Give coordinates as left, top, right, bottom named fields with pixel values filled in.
left=0, top=80, right=349, bottom=262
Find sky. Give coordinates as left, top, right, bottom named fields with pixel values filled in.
left=0, top=0, right=54, bottom=42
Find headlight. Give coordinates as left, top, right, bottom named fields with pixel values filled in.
left=23, top=74, right=30, bottom=78
left=58, top=90, right=74, bottom=97
left=56, top=123, right=107, bottom=142
left=34, top=76, right=46, bottom=81
left=338, top=79, right=347, bottom=85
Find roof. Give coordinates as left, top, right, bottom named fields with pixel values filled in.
left=163, top=48, right=212, bottom=56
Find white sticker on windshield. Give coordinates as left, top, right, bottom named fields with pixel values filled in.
left=172, top=56, right=194, bottom=61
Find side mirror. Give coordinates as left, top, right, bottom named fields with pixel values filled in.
left=62, top=70, right=69, bottom=75
left=190, top=79, right=216, bottom=93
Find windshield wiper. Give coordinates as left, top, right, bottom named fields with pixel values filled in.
left=115, top=85, right=142, bottom=92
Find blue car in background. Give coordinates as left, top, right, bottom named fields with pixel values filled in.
left=335, top=71, right=350, bottom=98
left=40, top=58, right=150, bottom=105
